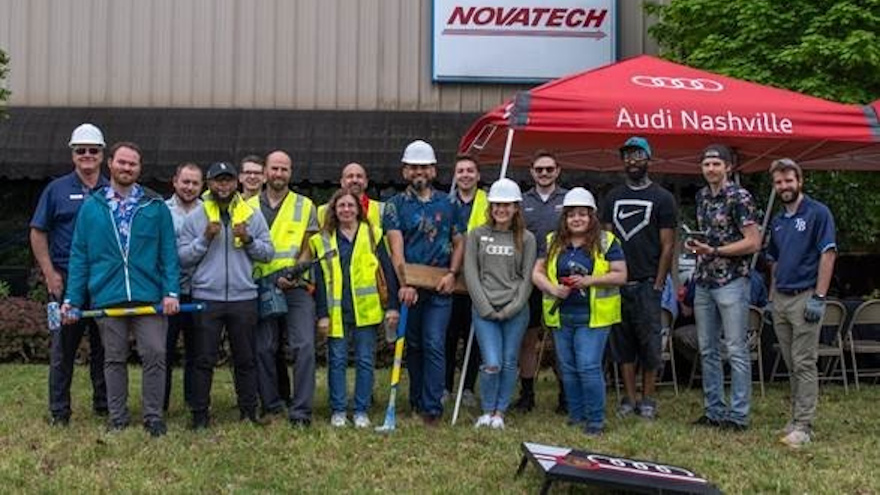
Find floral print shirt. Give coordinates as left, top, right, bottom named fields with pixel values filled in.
left=694, top=182, right=758, bottom=288
left=382, top=187, right=466, bottom=268
left=104, top=184, right=144, bottom=259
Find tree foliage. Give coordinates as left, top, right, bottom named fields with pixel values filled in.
left=646, top=0, right=880, bottom=251
left=0, top=48, right=9, bottom=118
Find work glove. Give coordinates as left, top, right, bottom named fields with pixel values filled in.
left=285, top=260, right=313, bottom=281
left=803, top=295, right=826, bottom=324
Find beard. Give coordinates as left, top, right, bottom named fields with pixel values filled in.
left=411, top=177, right=428, bottom=191
left=778, top=188, right=799, bottom=204
left=625, top=165, right=648, bottom=183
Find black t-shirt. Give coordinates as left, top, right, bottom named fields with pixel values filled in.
left=600, top=182, right=677, bottom=281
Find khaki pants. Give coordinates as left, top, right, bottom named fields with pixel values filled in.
left=772, top=290, right=821, bottom=429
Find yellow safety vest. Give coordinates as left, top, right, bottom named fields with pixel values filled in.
left=466, top=189, right=489, bottom=232
left=248, top=191, right=315, bottom=278
left=317, top=197, right=384, bottom=239
left=309, top=223, right=384, bottom=337
left=542, top=231, right=622, bottom=329
left=201, top=192, right=255, bottom=248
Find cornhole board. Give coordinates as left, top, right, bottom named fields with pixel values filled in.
left=404, top=263, right=468, bottom=295
left=517, top=442, right=722, bottom=495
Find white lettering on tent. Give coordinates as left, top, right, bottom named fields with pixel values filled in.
left=680, top=110, right=793, bottom=134
left=615, top=107, right=673, bottom=130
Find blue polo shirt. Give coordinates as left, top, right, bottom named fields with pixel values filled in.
left=767, top=195, right=836, bottom=292
left=30, top=172, right=109, bottom=272
left=382, top=187, right=465, bottom=268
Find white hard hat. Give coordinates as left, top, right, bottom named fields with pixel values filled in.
left=401, top=140, right=437, bottom=165
left=563, top=187, right=597, bottom=209
left=487, top=178, right=522, bottom=203
left=69, top=123, right=106, bottom=148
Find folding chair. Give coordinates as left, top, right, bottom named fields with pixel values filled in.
left=769, top=300, right=848, bottom=392
left=657, top=308, right=679, bottom=396
left=842, top=299, right=880, bottom=390
left=686, top=305, right=765, bottom=397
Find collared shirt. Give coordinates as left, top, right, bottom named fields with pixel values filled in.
left=694, top=182, right=759, bottom=288
left=104, top=184, right=144, bottom=258
left=382, top=187, right=465, bottom=267
left=165, top=194, right=203, bottom=295
left=30, top=171, right=109, bottom=271
left=557, top=240, right=624, bottom=322
left=522, top=186, right=569, bottom=257
left=767, top=195, right=836, bottom=292
left=451, top=190, right=476, bottom=224
left=259, top=190, right=320, bottom=232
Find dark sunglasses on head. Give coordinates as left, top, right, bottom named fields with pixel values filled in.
left=533, top=166, right=557, bottom=174
left=73, top=147, right=102, bottom=156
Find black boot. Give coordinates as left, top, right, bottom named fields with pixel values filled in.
left=512, top=378, right=535, bottom=413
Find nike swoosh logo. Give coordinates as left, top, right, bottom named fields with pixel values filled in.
left=618, top=209, right=643, bottom=220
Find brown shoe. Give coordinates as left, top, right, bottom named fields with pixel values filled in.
left=421, top=414, right=441, bottom=427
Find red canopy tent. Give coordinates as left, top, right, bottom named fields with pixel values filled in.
left=459, top=55, right=880, bottom=175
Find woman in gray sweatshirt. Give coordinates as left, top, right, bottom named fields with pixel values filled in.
left=464, top=178, right=537, bottom=430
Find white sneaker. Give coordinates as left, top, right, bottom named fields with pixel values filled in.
left=780, top=428, right=811, bottom=448
left=474, top=414, right=492, bottom=429
left=353, top=413, right=371, bottom=429
left=490, top=415, right=505, bottom=430
left=330, top=412, right=348, bottom=428
left=775, top=421, right=797, bottom=436
left=462, top=390, right=477, bottom=408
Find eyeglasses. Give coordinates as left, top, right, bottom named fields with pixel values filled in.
left=73, top=147, right=102, bottom=156
left=622, top=149, right=649, bottom=162
left=240, top=171, right=263, bottom=176
left=533, top=166, right=557, bottom=174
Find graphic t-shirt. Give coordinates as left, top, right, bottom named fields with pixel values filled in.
left=601, top=182, right=677, bottom=281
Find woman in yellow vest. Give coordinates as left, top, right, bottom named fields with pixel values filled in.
left=310, top=189, right=400, bottom=429
left=532, top=187, right=627, bottom=436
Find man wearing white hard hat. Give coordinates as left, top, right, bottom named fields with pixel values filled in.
left=463, top=178, right=536, bottom=429
left=383, top=139, right=466, bottom=425
left=30, top=123, right=109, bottom=426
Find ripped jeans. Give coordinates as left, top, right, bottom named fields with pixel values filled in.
left=472, top=306, right=530, bottom=414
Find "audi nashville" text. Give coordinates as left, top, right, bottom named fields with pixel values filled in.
left=615, top=107, right=794, bottom=135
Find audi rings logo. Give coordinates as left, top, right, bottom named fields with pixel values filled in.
left=485, top=245, right=515, bottom=256
left=630, top=76, right=724, bottom=92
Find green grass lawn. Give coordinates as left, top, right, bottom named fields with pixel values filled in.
left=0, top=364, right=878, bottom=494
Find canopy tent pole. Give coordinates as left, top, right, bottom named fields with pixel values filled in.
left=499, top=128, right=516, bottom=179
left=752, top=188, right=776, bottom=269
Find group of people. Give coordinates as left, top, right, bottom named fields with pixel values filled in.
left=31, top=123, right=836, bottom=448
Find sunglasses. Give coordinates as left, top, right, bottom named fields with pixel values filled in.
left=533, top=166, right=557, bottom=174
left=622, top=149, right=649, bottom=161
left=73, top=147, right=102, bottom=156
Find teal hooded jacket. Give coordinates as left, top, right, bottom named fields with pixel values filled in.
left=64, top=187, right=180, bottom=309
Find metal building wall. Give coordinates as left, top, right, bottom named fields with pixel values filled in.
left=0, top=0, right=662, bottom=112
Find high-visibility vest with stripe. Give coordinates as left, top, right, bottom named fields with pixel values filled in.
left=202, top=192, right=255, bottom=249
left=248, top=192, right=315, bottom=278
left=317, top=198, right=384, bottom=239
left=466, top=189, right=489, bottom=232
left=542, top=231, right=622, bottom=329
left=309, top=223, right=384, bottom=337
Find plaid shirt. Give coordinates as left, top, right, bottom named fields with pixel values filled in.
left=694, top=182, right=758, bottom=288
left=104, top=184, right=144, bottom=259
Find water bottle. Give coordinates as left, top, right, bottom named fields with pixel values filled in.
left=47, top=296, right=62, bottom=333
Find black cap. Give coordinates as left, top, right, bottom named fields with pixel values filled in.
left=207, top=162, right=237, bottom=180
left=700, top=144, right=733, bottom=164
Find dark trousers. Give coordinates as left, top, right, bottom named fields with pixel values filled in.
left=164, top=294, right=195, bottom=411
left=444, top=294, right=479, bottom=393
left=191, top=299, right=259, bottom=416
left=48, top=318, right=107, bottom=418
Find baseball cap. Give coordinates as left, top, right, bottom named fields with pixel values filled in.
left=619, top=136, right=652, bottom=160
left=206, top=162, right=237, bottom=180
left=700, top=144, right=733, bottom=164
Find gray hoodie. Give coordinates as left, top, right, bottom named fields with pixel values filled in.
left=178, top=202, right=274, bottom=302
left=464, top=224, right=536, bottom=320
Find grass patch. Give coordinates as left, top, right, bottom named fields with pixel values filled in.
left=1, top=364, right=878, bottom=493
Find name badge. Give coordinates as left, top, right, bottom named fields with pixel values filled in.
left=69, top=194, right=84, bottom=200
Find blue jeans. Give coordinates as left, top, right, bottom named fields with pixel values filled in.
left=694, top=277, right=751, bottom=425
left=472, top=305, right=529, bottom=414
left=553, top=325, right=610, bottom=429
left=327, top=325, right=377, bottom=414
left=406, top=291, right=452, bottom=417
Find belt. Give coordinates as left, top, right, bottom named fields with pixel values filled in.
left=625, top=278, right=654, bottom=286
left=775, top=287, right=812, bottom=296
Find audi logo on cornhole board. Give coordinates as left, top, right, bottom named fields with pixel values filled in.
left=630, top=76, right=725, bottom=92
